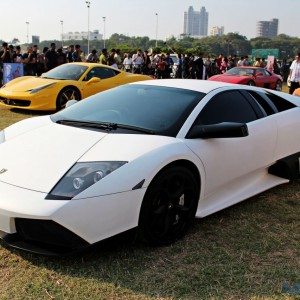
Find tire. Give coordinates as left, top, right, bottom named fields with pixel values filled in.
left=138, top=166, right=199, bottom=246
left=247, top=80, right=256, bottom=86
left=56, top=87, right=81, bottom=111
left=275, top=80, right=282, bottom=91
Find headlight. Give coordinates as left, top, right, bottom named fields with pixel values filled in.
left=46, top=161, right=127, bottom=200
left=28, top=83, right=56, bottom=94
left=0, top=130, right=5, bottom=144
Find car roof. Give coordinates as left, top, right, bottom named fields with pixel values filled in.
left=130, top=79, right=238, bottom=94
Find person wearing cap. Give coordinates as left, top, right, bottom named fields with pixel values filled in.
left=289, top=53, right=300, bottom=94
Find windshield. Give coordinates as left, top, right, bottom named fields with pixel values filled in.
left=226, top=67, right=255, bottom=76
left=41, top=64, right=88, bottom=80
left=51, top=84, right=205, bottom=137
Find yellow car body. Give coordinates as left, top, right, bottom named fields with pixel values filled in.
left=0, top=63, right=152, bottom=111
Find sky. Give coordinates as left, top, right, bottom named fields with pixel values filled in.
left=0, top=0, right=300, bottom=43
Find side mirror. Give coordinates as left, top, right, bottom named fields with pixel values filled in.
left=187, top=122, right=249, bottom=139
left=255, top=72, right=263, bottom=77
left=87, top=77, right=101, bottom=85
left=65, top=100, right=78, bottom=108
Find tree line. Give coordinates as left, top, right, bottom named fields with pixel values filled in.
left=2, top=33, right=299, bottom=59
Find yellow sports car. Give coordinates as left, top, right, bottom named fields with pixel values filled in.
left=0, top=63, right=152, bottom=111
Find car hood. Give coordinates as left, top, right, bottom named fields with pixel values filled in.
left=0, top=122, right=107, bottom=192
left=210, top=74, right=249, bottom=83
left=1, top=77, right=58, bottom=92
left=0, top=122, right=177, bottom=193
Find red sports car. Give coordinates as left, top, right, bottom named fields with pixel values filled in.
left=208, top=67, right=283, bottom=91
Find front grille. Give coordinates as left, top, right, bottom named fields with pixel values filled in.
left=0, top=98, right=31, bottom=107
left=14, top=218, right=89, bottom=253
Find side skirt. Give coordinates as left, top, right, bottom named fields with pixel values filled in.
left=196, top=170, right=288, bottom=218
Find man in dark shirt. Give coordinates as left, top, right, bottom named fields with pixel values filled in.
left=67, top=45, right=74, bottom=63
left=22, top=46, right=37, bottom=76
left=72, top=44, right=82, bottom=62
left=45, top=43, right=58, bottom=70
left=0, top=42, right=12, bottom=84
left=0, top=42, right=12, bottom=64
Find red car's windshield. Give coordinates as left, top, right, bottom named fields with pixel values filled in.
left=226, top=67, right=255, bottom=76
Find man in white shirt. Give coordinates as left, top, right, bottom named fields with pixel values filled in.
left=289, top=53, right=300, bottom=94
left=132, top=49, right=144, bottom=74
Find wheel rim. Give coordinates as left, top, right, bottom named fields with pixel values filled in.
left=58, top=89, right=79, bottom=109
left=248, top=81, right=255, bottom=86
left=147, top=172, right=197, bottom=241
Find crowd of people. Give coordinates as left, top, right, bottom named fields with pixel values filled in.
left=0, top=41, right=298, bottom=95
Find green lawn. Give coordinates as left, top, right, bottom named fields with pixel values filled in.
left=0, top=86, right=299, bottom=299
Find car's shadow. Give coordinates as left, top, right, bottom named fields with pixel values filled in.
left=10, top=108, right=53, bottom=116
left=1, top=180, right=299, bottom=299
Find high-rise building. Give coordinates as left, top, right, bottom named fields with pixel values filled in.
left=183, top=5, right=208, bottom=37
left=256, top=18, right=279, bottom=38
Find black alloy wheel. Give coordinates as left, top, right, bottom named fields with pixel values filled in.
left=56, top=87, right=81, bottom=111
left=138, top=166, right=199, bottom=246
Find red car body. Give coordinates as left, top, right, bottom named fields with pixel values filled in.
left=208, top=67, right=283, bottom=91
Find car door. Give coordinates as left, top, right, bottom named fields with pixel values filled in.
left=255, top=68, right=273, bottom=88
left=184, top=90, right=277, bottom=198
left=81, top=67, right=120, bottom=98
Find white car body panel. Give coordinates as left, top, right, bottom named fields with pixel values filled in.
left=0, top=123, right=107, bottom=192
left=273, top=108, right=300, bottom=159
left=76, top=137, right=205, bottom=199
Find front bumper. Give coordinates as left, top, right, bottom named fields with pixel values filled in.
left=0, top=90, right=56, bottom=111
left=0, top=180, right=145, bottom=255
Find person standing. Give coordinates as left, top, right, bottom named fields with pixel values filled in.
left=0, top=42, right=12, bottom=85
left=132, top=49, right=144, bottom=74
left=57, top=48, right=67, bottom=65
left=37, top=47, right=48, bottom=76
left=72, top=45, right=82, bottom=62
left=289, top=53, right=300, bottom=94
left=0, top=42, right=12, bottom=64
left=22, top=46, right=37, bottom=76
left=123, top=53, right=132, bottom=72
left=12, top=46, right=23, bottom=63
left=67, top=45, right=74, bottom=63
left=45, top=43, right=58, bottom=71
left=99, top=48, right=108, bottom=65
left=114, top=49, right=122, bottom=69
left=86, top=49, right=99, bottom=63
left=194, top=54, right=204, bottom=79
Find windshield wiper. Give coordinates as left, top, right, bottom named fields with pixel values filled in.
left=112, top=123, right=155, bottom=134
left=56, top=119, right=155, bottom=134
left=56, top=119, right=116, bottom=130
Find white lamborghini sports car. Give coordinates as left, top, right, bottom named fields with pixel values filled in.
left=0, top=80, right=299, bottom=255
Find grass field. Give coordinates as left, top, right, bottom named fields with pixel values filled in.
left=0, top=85, right=299, bottom=299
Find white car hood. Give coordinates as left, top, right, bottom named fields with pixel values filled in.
left=0, top=122, right=107, bottom=192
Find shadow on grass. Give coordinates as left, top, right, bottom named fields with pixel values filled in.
left=10, top=108, right=52, bottom=116
left=2, top=180, right=299, bottom=299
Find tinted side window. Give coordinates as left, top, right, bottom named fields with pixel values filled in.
left=265, top=92, right=296, bottom=112
left=85, top=67, right=119, bottom=81
left=197, top=91, right=258, bottom=125
left=246, top=91, right=276, bottom=116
